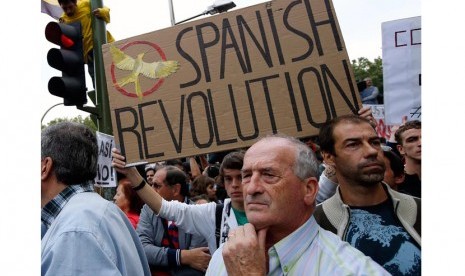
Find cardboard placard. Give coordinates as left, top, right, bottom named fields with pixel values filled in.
left=102, top=0, right=361, bottom=165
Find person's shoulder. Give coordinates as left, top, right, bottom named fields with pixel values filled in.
left=389, top=185, right=421, bottom=202
left=315, top=227, right=389, bottom=274
left=52, top=192, right=120, bottom=232
left=77, top=0, right=91, bottom=7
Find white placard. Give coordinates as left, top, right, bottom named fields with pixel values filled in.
left=95, top=132, right=117, bottom=187
left=382, top=16, right=421, bottom=125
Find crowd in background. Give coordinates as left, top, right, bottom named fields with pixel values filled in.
left=41, top=108, right=421, bottom=275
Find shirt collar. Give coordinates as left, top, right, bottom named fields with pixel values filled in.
left=269, top=216, right=319, bottom=274
left=41, top=182, right=94, bottom=230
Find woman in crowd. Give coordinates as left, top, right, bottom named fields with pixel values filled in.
left=113, top=177, right=145, bottom=228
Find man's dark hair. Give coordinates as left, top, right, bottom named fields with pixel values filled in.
left=394, top=120, right=421, bottom=145
left=145, top=167, right=156, bottom=175
left=190, top=175, right=215, bottom=198
left=205, top=164, right=220, bottom=179
left=218, top=151, right=244, bottom=184
left=319, top=115, right=372, bottom=156
left=383, top=150, right=404, bottom=177
left=58, top=0, right=77, bottom=5
left=165, top=159, right=183, bottom=167
left=162, top=166, right=189, bottom=197
left=41, top=122, right=98, bottom=185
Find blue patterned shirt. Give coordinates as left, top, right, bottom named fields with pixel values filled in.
left=207, top=216, right=389, bottom=275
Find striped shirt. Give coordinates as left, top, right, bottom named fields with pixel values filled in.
left=206, top=216, right=389, bottom=276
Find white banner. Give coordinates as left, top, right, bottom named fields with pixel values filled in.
left=95, top=132, right=117, bottom=187
left=382, top=16, right=421, bottom=125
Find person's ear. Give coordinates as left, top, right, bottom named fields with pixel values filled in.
left=172, top=183, right=182, bottom=197
left=397, top=143, right=405, bottom=156
left=41, top=157, right=53, bottom=181
left=303, top=177, right=319, bottom=206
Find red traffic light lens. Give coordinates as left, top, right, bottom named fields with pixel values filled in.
left=61, top=34, right=75, bottom=48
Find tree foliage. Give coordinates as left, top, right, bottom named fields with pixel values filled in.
left=41, top=115, right=97, bottom=132
left=351, top=56, right=383, bottom=103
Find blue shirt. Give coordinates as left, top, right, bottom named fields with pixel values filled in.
left=41, top=183, right=150, bottom=275
left=207, top=216, right=389, bottom=275
left=361, top=86, right=379, bottom=104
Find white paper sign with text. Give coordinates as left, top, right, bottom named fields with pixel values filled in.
left=382, top=16, right=421, bottom=125
left=95, top=131, right=116, bottom=187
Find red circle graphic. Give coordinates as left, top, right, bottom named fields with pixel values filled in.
left=110, top=41, right=168, bottom=98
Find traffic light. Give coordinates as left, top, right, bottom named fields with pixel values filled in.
left=45, top=21, right=87, bottom=106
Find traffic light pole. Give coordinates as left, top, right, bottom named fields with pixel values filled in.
left=89, top=0, right=115, bottom=201
left=90, top=0, right=112, bottom=135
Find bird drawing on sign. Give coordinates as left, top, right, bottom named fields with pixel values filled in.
left=110, top=44, right=179, bottom=99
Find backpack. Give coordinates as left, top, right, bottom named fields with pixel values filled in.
left=215, top=203, right=224, bottom=248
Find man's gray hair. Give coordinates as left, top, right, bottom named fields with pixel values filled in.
left=41, top=122, right=98, bottom=185
left=259, top=134, right=319, bottom=180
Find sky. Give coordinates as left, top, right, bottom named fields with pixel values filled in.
left=39, top=0, right=422, bottom=125
left=2, top=0, right=465, bottom=274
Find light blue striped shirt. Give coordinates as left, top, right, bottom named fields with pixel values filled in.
left=206, top=216, right=389, bottom=275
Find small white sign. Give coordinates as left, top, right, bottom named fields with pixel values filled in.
left=95, top=131, right=117, bottom=187
left=364, top=104, right=394, bottom=140
left=382, top=16, right=421, bottom=125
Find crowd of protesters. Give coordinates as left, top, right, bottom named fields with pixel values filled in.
left=41, top=108, right=420, bottom=275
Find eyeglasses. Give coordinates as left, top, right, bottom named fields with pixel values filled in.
left=153, top=183, right=163, bottom=189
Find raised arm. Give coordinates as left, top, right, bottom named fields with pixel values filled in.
left=189, top=156, right=202, bottom=179
left=112, top=148, right=163, bottom=213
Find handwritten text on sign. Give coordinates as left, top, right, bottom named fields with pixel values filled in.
left=95, top=132, right=116, bottom=187
left=382, top=16, right=421, bottom=125
left=103, top=0, right=361, bottom=165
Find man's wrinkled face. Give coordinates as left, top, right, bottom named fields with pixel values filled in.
left=153, top=169, right=176, bottom=201
left=242, top=139, right=309, bottom=231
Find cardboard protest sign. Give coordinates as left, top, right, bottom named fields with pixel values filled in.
left=382, top=16, right=421, bottom=125
left=94, top=132, right=117, bottom=187
left=102, top=0, right=361, bottom=165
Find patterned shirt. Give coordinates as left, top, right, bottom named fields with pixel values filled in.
left=41, top=182, right=94, bottom=238
left=346, top=200, right=421, bottom=275
left=207, top=216, right=389, bottom=275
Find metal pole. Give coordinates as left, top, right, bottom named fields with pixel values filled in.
left=91, top=0, right=115, bottom=202
left=41, top=103, right=64, bottom=126
left=91, top=0, right=112, bottom=135
left=168, top=0, right=176, bottom=26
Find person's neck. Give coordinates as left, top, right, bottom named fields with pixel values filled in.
left=231, top=200, right=245, bottom=211
left=405, top=158, right=421, bottom=180
left=338, top=181, right=387, bottom=207
left=41, top=180, right=68, bottom=208
left=264, top=212, right=312, bottom=251
left=174, top=196, right=185, bottom=203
